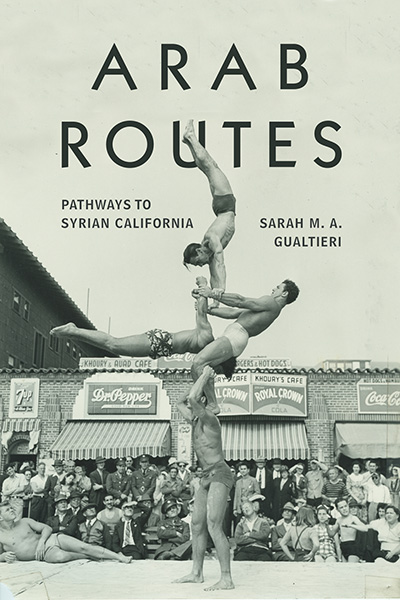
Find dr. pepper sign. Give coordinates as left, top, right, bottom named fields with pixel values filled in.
left=215, top=373, right=307, bottom=416
left=87, top=382, right=158, bottom=415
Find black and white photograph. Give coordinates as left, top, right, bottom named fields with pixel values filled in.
left=0, top=1, right=399, bottom=599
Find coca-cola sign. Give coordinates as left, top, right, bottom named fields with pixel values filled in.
left=358, top=381, right=400, bottom=414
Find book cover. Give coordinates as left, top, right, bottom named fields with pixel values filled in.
left=1, top=1, right=399, bottom=599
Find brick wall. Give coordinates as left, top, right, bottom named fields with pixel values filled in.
left=0, top=369, right=399, bottom=471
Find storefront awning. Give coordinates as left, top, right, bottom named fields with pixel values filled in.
left=221, top=421, right=309, bottom=460
left=335, top=423, right=400, bottom=459
left=50, top=420, right=171, bottom=460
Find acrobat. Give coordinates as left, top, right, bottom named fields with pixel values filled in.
left=50, top=277, right=236, bottom=380
left=182, top=119, right=235, bottom=295
left=190, top=280, right=299, bottom=411
left=174, top=365, right=234, bottom=591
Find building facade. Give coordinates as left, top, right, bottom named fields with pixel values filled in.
left=1, top=356, right=399, bottom=474
left=0, top=219, right=114, bottom=369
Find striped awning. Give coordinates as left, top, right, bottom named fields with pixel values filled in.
left=2, top=418, right=40, bottom=432
left=335, top=423, right=400, bottom=459
left=50, top=420, right=171, bottom=460
left=221, top=421, right=309, bottom=460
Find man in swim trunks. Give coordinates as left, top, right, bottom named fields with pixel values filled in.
left=174, top=365, right=234, bottom=591
left=190, top=279, right=299, bottom=412
left=182, top=119, right=236, bottom=295
left=50, top=278, right=235, bottom=379
left=0, top=501, right=130, bottom=563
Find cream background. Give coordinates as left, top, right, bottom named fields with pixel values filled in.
left=1, top=0, right=399, bottom=367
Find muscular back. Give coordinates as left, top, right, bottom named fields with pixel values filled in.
left=203, top=213, right=235, bottom=251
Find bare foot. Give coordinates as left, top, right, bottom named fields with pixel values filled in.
left=174, top=573, right=204, bottom=584
left=204, top=577, right=235, bottom=591
left=196, top=276, right=208, bottom=287
left=182, top=119, right=195, bottom=144
left=118, top=553, right=132, bottom=564
left=50, top=323, right=77, bottom=337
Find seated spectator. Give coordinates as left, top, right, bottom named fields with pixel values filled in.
left=369, top=504, right=400, bottom=563
left=367, top=473, right=391, bottom=523
left=331, top=498, right=368, bottom=562
left=321, top=467, right=348, bottom=510
left=271, top=466, right=295, bottom=524
left=106, top=460, right=129, bottom=507
left=279, top=506, right=316, bottom=561
left=176, top=460, right=192, bottom=510
left=234, top=499, right=272, bottom=561
left=1, top=463, right=25, bottom=519
left=30, top=462, right=48, bottom=523
left=369, top=502, right=388, bottom=529
left=154, top=499, right=191, bottom=560
left=233, top=462, right=260, bottom=522
left=189, top=465, right=203, bottom=498
left=305, top=459, right=328, bottom=508
left=388, top=466, right=400, bottom=510
left=20, top=467, right=34, bottom=518
left=68, top=490, right=85, bottom=524
left=74, top=465, right=92, bottom=494
left=289, top=463, right=307, bottom=500
left=47, top=494, right=79, bottom=537
left=129, top=454, right=157, bottom=503
left=112, top=499, right=151, bottom=559
left=161, top=465, right=184, bottom=502
left=348, top=497, right=367, bottom=524
left=78, top=503, right=111, bottom=548
left=97, top=493, right=123, bottom=537
left=311, top=504, right=341, bottom=563
left=271, top=502, right=296, bottom=561
left=56, top=472, right=77, bottom=499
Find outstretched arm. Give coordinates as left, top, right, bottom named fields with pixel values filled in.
left=208, top=305, right=243, bottom=320
left=197, top=285, right=274, bottom=312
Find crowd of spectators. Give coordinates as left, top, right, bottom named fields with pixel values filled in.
left=1, top=454, right=399, bottom=564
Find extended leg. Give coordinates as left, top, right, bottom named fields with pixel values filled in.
left=174, top=485, right=208, bottom=583
left=50, top=323, right=151, bottom=356
left=182, top=120, right=233, bottom=196
left=204, top=482, right=234, bottom=591
left=57, top=534, right=131, bottom=563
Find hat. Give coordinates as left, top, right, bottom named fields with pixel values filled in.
left=122, top=500, right=136, bottom=509
left=54, top=494, right=69, bottom=504
left=139, top=454, right=150, bottom=463
left=177, top=459, right=188, bottom=466
left=272, top=458, right=282, bottom=465
left=254, top=456, right=266, bottom=462
left=95, top=456, right=106, bottom=464
left=168, top=457, right=177, bottom=467
left=348, top=498, right=359, bottom=508
left=162, top=499, right=178, bottom=515
left=116, top=459, right=125, bottom=467
left=82, top=503, right=97, bottom=513
left=282, top=502, right=296, bottom=513
left=54, top=459, right=64, bottom=467
left=69, top=490, right=82, bottom=500
left=248, top=493, right=265, bottom=503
